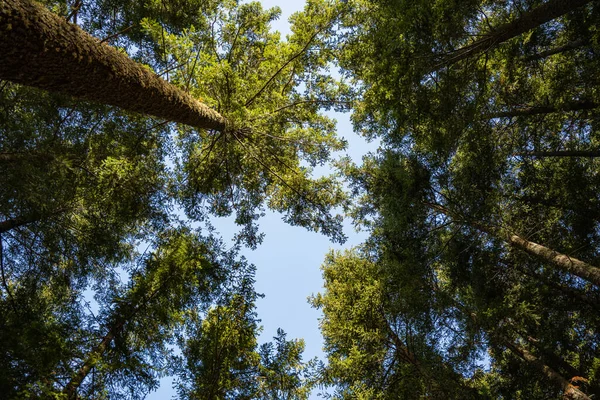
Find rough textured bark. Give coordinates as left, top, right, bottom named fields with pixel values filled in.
left=0, top=0, right=226, bottom=131
left=437, top=0, right=594, bottom=69
left=504, top=340, right=591, bottom=400
left=427, top=203, right=600, bottom=287
left=506, top=233, right=600, bottom=288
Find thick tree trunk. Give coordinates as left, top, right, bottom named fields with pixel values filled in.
left=437, top=0, right=594, bottom=69
left=0, top=0, right=226, bottom=131
left=427, top=203, right=600, bottom=287
left=504, top=339, right=590, bottom=400
left=487, top=100, right=598, bottom=119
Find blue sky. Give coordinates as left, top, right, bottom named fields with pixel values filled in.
left=147, top=1, right=378, bottom=397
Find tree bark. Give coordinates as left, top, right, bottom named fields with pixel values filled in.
left=518, top=334, right=582, bottom=380
left=0, top=213, right=43, bottom=233
left=437, top=0, right=594, bottom=69
left=0, top=0, right=226, bottom=132
left=504, top=339, right=590, bottom=400
left=62, top=266, right=179, bottom=398
left=427, top=203, right=600, bottom=287
left=63, top=322, right=123, bottom=400
left=505, top=233, right=600, bottom=288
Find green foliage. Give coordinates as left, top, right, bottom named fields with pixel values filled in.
left=309, top=0, right=600, bottom=398
left=176, top=291, right=315, bottom=400
left=138, top=0, right=350, bottom=246
left=1, top=0, right=348, bottom=397
left=6, top=0, right=600, bottom=398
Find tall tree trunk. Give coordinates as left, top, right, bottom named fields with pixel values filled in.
left=437, top=0, right=593, bottom=69
left=1, top=212, right=44, bottom=233
left=62, top=268, right=178, bottom=397
left=487, top=100, right=598, bottom=119
left=381, top=312, right=478, bottom=396
left=0, top=0, right=227, bottom=131
left=504, top=339, right=590, bottom=400
left=63, top=321, right=124, bottom=400
left=515, top=333, right=583, bottom=380
left=505, top=233, right=600, bottom=287
left=427, top=203, right=600, bottom=287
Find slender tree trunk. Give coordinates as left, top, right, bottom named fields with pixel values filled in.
left=0, top=213, right=43, bottom=233
left=381, top=312, right=478, bottom=396
left=523, top=39, right=589, bottom=62
left=517, top=150, right=600, bottom=158
left=505, top=233, right=600, bottom=287
left=63, top=321, right=124, bottom=400
left=437, top=0, right=593, bottom=69
left=427, top=203, right=600, bottom=287
left=517, top=333, right=582, bottom=380
left=504, top=339, right=590, bottom=400
left=0, top=207, right=70, bottom=233
left=487, top=100, right=597, bottom=119
left=63, top=268, right=178, bottom=397
left=0, top=0, right=226, bottom=131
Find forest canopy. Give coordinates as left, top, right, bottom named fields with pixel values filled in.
left=1, top=0, right=600, bottom=399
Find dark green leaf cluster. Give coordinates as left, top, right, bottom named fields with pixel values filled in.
left=0, top=0, right=349, bottom=397
left=313, top=0, right=600, bottom=398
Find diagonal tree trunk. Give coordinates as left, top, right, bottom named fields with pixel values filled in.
left=503, top=339, right=591, bottom=400
left=62, top=264, right=181, bottom=398
left=0, top=0, right=226, bottom=132
left=427, top=203, right=600, bottom=287
left=0, top=214, right=40, bottom=234
left=504, top=233, right=600, bottom=287
left=436, top=0, right=594, bottom=70
left=63, top=321, right=124, bottom=399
